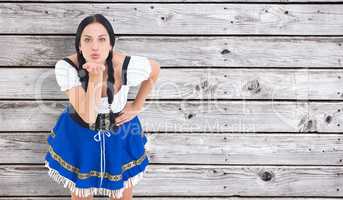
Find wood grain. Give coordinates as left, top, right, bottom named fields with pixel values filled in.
left=0, top=36, right=343, bottom=67
left=0, top=132, right=342, bottom=165
left=1, top=4, right=343, bottom=34
left=1, top=68, right=343, bottom=100
left=0, top=165, right=342, bottom=196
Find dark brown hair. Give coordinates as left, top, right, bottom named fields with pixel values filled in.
left=74, top=14, right=116, bottom=104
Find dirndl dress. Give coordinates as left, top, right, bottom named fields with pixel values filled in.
left=43, top=104, right=150, bottom=198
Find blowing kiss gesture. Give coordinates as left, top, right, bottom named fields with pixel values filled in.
left=82, top=61, right=143, bottom=126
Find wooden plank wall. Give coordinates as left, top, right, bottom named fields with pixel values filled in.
left=0, top=0, right=342, bottom=199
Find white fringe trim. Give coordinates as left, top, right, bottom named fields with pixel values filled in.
left=44, top=160, right=147, bottom=198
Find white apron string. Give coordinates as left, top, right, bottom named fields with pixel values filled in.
left=93, top=130, right=112, bottom=187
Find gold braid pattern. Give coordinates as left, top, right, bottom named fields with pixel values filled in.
left=47, top=129, right=148, bottom=182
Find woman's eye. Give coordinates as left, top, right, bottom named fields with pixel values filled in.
left=84, top=38, right=90, bottom=42
left=100, top=38, right=106, bottom=42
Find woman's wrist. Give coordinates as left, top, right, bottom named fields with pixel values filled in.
left=132, top=100, right=144, bottom=111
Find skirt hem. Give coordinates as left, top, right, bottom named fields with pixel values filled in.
left=44, top=160, right=146, bottom=198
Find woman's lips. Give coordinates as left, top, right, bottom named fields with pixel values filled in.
left=91, top=54, right=100, bottom=59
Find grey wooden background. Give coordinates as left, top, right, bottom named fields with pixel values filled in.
left=0, top=0, right=342, bottom=199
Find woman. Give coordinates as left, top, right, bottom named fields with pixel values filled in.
left=43, top=14, right=160, bottom=200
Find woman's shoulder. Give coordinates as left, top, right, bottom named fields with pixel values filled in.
left=54, top=55, right=81, bottom=92
left=64, top=54, right=79, bottom=67
left=124, top=54, right=152, bottom=87
left=61, top=51, right=152, bottom=86
left=113, top=51, right=151, bottom=65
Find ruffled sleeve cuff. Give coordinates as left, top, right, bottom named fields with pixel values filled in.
left=127, top=55, right=152, bottom=87
left=54, top=60, right=82, bottom=92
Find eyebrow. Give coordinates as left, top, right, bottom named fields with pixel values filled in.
left=83, top=34, right=107, bottom=38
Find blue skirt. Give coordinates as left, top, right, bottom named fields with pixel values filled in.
left=43, top=106, right=150, bottom=198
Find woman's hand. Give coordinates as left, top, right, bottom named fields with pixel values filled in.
left=82, top=62, right=105, bottom=76
left=115, top=102, right=142, bottom=126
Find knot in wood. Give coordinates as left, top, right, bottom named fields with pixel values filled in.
left=260, top=171, right=273, bottom=181
left=246, top=79, right=261, bottom=93
left=221, top=49, right=231, bottom=55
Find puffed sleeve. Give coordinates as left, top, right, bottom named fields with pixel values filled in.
left=126, top=55, right=152, bottom=87
left=54, top=60, right=82, bottom=92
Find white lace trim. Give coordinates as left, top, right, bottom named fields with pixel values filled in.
left=44, top=160, right=147, bottom=198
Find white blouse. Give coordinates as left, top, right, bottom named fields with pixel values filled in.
left=54, top=55, right=152, bottom=113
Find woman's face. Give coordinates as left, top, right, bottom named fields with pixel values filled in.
left=79, top=22, right=112, bottom=64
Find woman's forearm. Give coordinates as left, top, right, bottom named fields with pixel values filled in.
left=133, top=60, right=160, bottom=109
left=84, top=74, right=103, bottom=123
left=133, top=78, right=155, bottom=109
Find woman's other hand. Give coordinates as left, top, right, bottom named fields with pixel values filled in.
left=115, top=102, right=142, bottom=126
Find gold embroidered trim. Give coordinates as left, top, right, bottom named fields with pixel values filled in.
left=48, top=144, right=147, bottom=182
